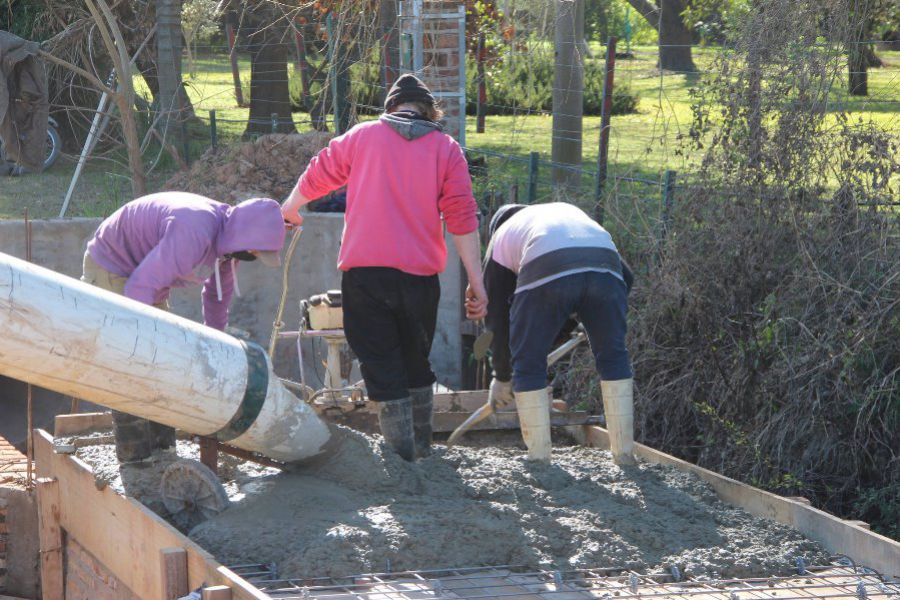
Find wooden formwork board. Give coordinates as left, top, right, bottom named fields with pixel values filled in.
left=571, top=425, right=900, bottom=580
left=32, top=429, right=267, bottom=600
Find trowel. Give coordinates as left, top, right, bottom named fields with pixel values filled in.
left=448, top=327, right=588, bottom=446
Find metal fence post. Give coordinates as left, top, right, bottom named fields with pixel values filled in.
left=209, top=110, right=217, bottom=152
left=661, top=169, right=677, bottom=238
left=527, top=152, right=539, bottom=203
left=595, top=36, right=617, bottom=224
left=328, top=12, right=350, bottom=134
left=476, top=32, right=486, bottom=134
left=271, top=113, right=279, bottom=134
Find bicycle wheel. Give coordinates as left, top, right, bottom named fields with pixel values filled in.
left=43, top=126, right=62, bottom=171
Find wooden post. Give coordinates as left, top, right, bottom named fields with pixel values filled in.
left=527, top=151, right=539, bottom=203
left=199, top=436, right=218, bottom=475
left=551, top=0, right=584, bottom=194
left=594, top=36, right=616, bottom=224
left=209, top=110, right=218, bottom=152
left=327, top=13, right=350, bottom=134
left=661, top=169, right=676, bottom=239
left=202, top=585, right=232, bottom=600
left=36, top=477, right=63, bottom=600
left=476, top=32, right=487, bottom=133
left=293, top=22, right=311, bottom=108
left=160, top=548, right=189, bottom=600
left=226, top=21, right=245, bottom=107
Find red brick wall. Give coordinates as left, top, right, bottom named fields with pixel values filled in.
left=65, top=537, right=140, bottom=600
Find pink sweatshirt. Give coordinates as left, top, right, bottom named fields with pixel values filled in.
left=287, top=116, right=478, bottom=276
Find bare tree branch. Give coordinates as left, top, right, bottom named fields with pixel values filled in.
left=625, top=0, right=661, bottom=31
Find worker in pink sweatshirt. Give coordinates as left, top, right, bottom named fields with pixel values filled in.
left=282, top=74, right=486, bottom=461
left=83, top=192, right=287, bottom=463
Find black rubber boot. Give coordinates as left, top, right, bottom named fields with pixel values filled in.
left=112, top=410, right=153, bottom=463
left=376, top=397, right=415, bottom=461
left=410, top=386, right=433, bottom=459
left=151, top=421, right=177, bottom=451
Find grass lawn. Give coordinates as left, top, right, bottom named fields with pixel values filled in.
left=1, top=46, right=896, bottom=220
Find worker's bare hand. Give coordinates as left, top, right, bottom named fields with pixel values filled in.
left=465, top=281, right=488, bottom=320
left=282, top=208, right=304, bottom=227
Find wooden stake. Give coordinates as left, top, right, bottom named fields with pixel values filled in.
left=160, top=548, right=189, bottom=600
left=202, top=585, right=232, bottom=600
left=36, top=477, right=63, bottom=600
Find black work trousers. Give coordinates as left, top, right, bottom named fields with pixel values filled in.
left=342, top=267, right=440, bottom=401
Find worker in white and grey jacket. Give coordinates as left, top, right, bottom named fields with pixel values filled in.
left=484, top=203, right=636, bottom=464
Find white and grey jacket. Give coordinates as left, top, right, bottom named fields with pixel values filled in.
left=484, top=203, right=633, bottom=381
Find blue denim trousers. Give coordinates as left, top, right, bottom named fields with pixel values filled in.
left=509, top=271, right=632, bottom=392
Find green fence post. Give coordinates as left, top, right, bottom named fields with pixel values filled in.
left=209, top=110, right=217, bottom=152
left=527, top=152, right=539, bottom=203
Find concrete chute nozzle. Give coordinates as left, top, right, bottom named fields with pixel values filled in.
left=0, top=252, right=333, bottom=463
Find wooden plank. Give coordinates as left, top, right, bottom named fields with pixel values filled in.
left=202, top=585, right=233, bottom=599
left=572, top=424, right=900, bottom=578
left=432, top=411, right=597, bottom=433
left=53, top=411, right=113, bottom=437
left=433, top=390, right=489, bottom=412
left=160, top=547, right=189, bottom=600
left=32, top=429, right=268, bottom=600
left=35, top=477, right=63, bottom=600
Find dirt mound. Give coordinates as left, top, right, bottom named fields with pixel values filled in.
left=164, top=132, right=332, bottom=203
left=185, top=428, right=827, bottom=580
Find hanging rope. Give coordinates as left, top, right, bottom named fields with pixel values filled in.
left=268, top=226, right=304, bottom=359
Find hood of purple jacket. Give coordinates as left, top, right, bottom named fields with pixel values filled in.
left=219, top=197, right=287, bottom=257
left=86, top=193, right=286, bottom=317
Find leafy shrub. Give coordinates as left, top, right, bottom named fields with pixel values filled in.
left=465, top=53, right=639, bottom=116
left=289, top=52, right=639, bottom=118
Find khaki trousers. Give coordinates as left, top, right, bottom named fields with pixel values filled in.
left=81, top=251, right=175, bottom=462
left=81, top=252, right=169, bottom=310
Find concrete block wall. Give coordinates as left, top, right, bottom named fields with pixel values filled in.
left=65, top=537, right=139, bottom=600
left=0, top=216, right=463, bottom=406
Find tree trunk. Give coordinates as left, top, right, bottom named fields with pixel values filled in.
left=552, top=0, right=584, bottom=194
left=379, top=0, right=400, bottom=104
left=848, top=48, right=868, bottom=96
left=156, top=0, right=185, bottom=149
left=658, top=0, right=695, bottom=72
left=847, top=14, right=879, bottom=97
left=244, top=33, right=297, bottom=137
left=625, top=0, right=696, bottom=72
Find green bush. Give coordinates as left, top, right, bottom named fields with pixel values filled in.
left=289, top=52, right=638, bottom=118
left=465, top=53, right=639, bottom=117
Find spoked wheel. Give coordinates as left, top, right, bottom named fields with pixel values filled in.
left=160, top=459, right=230, bottom=531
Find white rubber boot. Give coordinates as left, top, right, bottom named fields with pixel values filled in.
left=515, top=388, right=551, bottom=462
left=600, top=378, right=636, bottom=465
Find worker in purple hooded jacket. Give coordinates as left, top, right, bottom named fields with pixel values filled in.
left=81, top=191, right=287, bottom=464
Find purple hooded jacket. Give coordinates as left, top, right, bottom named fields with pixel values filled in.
left=87, top=192, right=286, bottom=330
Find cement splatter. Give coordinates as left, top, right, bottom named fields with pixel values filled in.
left=184, top=427, right=828, bottom=580
left=76, top=439, right=278, bottom=517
